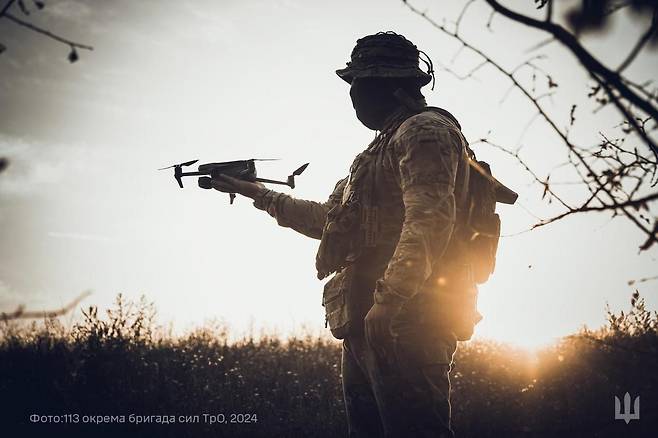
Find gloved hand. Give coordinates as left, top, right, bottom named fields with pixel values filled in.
left=211, top=174, right=266, bottom=200
left=364, top=302, right=402, bottom=357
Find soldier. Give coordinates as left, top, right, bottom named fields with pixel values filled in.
left=212, top=32, right=481, bottom=438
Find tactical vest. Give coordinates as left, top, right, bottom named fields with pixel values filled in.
left=320, top=107, right=480, bottom=340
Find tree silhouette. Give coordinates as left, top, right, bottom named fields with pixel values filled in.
left=404, top=0, right=658, bottom=250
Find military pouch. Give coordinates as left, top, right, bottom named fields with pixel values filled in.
left=316, top=202, right=361, bottom=280
left=442, top=288, right=481, bottom=341
left=424, top=265, right=482, bottom=342
left=468, top=212, right=500, bottom=284
left=322, top=268, right=353, bottom=340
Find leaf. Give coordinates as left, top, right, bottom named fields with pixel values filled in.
left=68, top=47, right=79, bottom=63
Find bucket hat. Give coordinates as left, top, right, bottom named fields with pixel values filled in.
left=336, top=31, right=434, bottom=88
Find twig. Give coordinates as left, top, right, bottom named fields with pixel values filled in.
left=484, top=0, right=658, bottom=156
left=617, top=8, right=657, bottom=73
left=627, top=275, right=658, bottom=285
left=1, top=291, right=92, bottom=321
left=0, top=0, right=15, bottom=16
left=454, top=0, right=476, bottom=36
left=403, top=0, right=658, bottom=250
left=3, top=11, right=93, bottom=51
left=532, top=191, right=658, bottom=229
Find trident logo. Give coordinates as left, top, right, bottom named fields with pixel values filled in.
left=614, top=392, right=640, bottom=424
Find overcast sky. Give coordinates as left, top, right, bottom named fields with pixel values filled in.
left=1, top=0, right=656, bottom=348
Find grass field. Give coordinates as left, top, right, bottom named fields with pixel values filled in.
left=1, top=292, right=657, bottom=437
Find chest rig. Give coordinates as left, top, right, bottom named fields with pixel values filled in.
left=342, top=143, right=382, bottom=248
left=316, top=111, right=413, bottom=280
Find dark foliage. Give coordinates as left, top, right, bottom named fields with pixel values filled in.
left=1, top=293, right=657, bottom=437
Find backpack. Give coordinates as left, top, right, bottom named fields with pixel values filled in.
left=459, top=152, right=517, bottom=284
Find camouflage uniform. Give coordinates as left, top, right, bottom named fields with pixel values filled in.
left=253, top=106, right=477, bottom=437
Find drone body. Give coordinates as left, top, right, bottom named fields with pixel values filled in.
left=159, top=159, right=309, bottom=204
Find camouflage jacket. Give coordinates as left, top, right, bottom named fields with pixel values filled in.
left=253, top=107, right=474, bottom=334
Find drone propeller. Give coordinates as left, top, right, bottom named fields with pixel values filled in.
left=292, top=163, right=309, bottom=176
left=157, top=159, right=199, bottom=171
left=283, top=163, right=310, bottom=189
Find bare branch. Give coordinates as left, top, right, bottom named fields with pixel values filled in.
left=486, top=9, right=496, bottom=31
left=471, top=138, right=573, bottom=209
left=0, top=0, right=16, bottom=16
left=593, top=73, right=658, bottom=161
left=532, top=191, right=658, bottom=230
left=403, top=0, right=658, bottom=249
left=455, top=0, right=476, bottom=36
left=627, top=274, right=658, bottom=285
left=523, top=37, right=556, bottom=53
left=617, top=8, right=658, bottom=73
left=3, top=11, right=93, bottom=51
left=1, top=291, right=92, bottom=321
left=484, top=0, right=658, bottom=155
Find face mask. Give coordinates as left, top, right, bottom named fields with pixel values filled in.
left=349, top=79, right=399, bottom=130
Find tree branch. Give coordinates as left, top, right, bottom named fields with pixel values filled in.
left=532, top=191, right=658, bottom=229
left=1, top=291, right=92, bottom=321
left=484, top=0, right=658, bottom=156
left=3, top=11, right=93, bottom=51
left=0, top=0, right=15, bottom=16
left=403, top=0, right=658, bottom=250
left=617, top=8, right=658, bottom=73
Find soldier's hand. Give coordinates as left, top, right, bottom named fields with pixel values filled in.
left=364, top=302, right=401, bottom=356
left=211, top=174, right=266, bottom=199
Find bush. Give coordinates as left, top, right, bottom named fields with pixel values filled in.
left=1, top=292, right=656, bottom=437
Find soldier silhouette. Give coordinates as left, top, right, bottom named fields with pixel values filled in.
left=213, top=32, right=486, bottom=438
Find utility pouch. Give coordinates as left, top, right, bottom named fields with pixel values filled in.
left=437, top=287, right=481, bottom=341
left=322, top=267, right=353, bottom=339
left=429, top=264, right=482, bottom=341
left=469, top=212, right=500, bottom=284
left=315, top=201, right=360, bottom=280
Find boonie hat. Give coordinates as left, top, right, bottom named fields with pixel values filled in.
left=336, top=31, right=435, bottom=88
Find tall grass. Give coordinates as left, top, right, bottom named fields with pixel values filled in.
left=1, top=292, right=656, bottom=437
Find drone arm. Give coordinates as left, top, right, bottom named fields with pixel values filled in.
left=253, top=177, right=290, bottom=186
left=254, top=162, right=309, bottom=188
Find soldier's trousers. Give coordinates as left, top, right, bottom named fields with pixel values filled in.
left=341, top=325, right=457, bottom=438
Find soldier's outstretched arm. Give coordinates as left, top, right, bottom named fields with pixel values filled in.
left=373, top=116, right=462, bottom=306
left=212, top=174, right=347, bottom=240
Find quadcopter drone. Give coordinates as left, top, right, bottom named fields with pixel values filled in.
left=159, top=159, right=310, bottom=204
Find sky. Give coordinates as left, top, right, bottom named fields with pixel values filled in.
left=1, top=0, right=656, bottom=348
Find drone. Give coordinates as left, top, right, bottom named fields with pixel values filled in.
left=159, top=159, right=310, bottom=204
